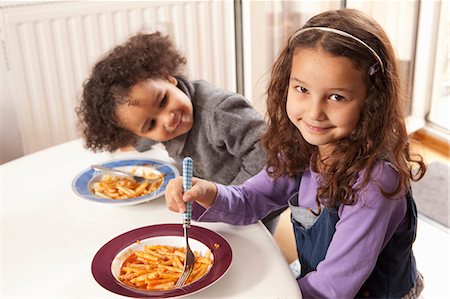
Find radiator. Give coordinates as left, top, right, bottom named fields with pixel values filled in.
left=2, top=1, right=237, bottom=155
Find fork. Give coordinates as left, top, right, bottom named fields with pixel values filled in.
left=91, top=164, right=161, bottom=184
left=175, top=157, right=195, bottom=288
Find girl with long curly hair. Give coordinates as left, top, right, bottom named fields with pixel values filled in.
left=165, top=9, right=426, bottom=298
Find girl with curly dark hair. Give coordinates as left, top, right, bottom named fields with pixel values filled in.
left=76, top=31, right=286, bottom=233
left=165, top=9, right=426, bottom=298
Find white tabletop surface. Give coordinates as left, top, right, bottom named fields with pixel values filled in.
left=1, top=139, right=302, bottom=298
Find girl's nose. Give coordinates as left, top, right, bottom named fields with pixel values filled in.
left=163, top=111, right=177, bottom=132
left=308, top=97, right=326, bottom=121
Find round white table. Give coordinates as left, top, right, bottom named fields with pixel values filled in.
left=1, top=139, right=301, bottom=298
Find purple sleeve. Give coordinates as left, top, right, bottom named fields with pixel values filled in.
left=299, top=162, right=408, bottom=298
left=192, top=168, right=298, bottom=224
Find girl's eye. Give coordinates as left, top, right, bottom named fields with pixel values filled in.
left=148, top=119, right=156, bottom=131
left=295, top=86, right=308, bottom=94
left=159, top=96, right=167, bottom=107
left=329, top=94, right=345, bottom=102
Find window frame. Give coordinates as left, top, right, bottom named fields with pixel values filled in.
left=426, top=0, right=449, bottom=135
left=408, top=0, right=442, bottom=134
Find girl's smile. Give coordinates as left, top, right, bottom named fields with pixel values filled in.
left=304, top=121, right=335, bottom=133
left=286, top=47, right=367, bottom=156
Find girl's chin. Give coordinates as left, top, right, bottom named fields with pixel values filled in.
left=301, top=135, right=329, bottom=148
left=174, top=124, right=192, bottom=138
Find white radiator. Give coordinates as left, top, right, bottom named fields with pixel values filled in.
left=2, top=1, right=237, bottom=155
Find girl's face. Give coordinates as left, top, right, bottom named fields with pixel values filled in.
left=115, top=76, right=194, bottom=142
left=286, top=47, right=367, bottom=157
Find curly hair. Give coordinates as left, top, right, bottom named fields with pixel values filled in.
left=262, top=9, right=426, bottom=208
left=76, top=31, right=187, bottom=152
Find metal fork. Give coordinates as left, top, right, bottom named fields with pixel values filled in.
left=175, top=157, right=195, bottom=288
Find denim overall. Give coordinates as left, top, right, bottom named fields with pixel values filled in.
left=290, top=179, right=418, bottom=298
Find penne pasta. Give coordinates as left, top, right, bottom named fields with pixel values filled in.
left=91, top=170, right=163, bottom=200
left=119, top=244, right=213, bottom=291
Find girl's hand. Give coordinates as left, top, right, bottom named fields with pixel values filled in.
left=165, top=177, right=217, bottom=213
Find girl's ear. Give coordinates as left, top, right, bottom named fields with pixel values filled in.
left=168, top=75, right=178, bottom=85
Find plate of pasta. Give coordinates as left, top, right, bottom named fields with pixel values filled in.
left=91, top=224, right=233, bottom=298
left=72, top=158, right=178, bottom=206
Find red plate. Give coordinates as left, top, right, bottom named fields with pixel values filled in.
left=92, top=224, right=232, bottom=298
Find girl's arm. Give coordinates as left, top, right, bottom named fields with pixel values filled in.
left=165, top=168, right=299, bottom=225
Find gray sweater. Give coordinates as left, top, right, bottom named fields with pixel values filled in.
left=135, top=77, right=267, bottom=185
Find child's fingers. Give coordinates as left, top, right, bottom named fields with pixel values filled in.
left=165, top=177, right=216, bottom=212
left=182, top=179, right=217, bottom=209
left=173, top=190, right=186, bottom=213
left=165, top=177, right=186, bottom=213
left=182, top=185, right=201, bottom=203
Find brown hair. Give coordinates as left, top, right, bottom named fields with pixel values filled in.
left=76, top=32, right=187, bottom=152
left=262, top=9, right=426, bottom=208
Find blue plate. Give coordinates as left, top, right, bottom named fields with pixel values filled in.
left=72, top=158, right=179, bottom=206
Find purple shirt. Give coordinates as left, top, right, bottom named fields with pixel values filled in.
left=192, top=161, right=408, bottom=298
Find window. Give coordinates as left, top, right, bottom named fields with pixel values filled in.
left=427, top=1, right=449, bottom=135
left=241, top=0, right=340, bottom=115
left=346, top=0, right=419, bottom=120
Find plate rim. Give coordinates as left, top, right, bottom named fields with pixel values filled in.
left=72, top=157, right=179, bottom=206
left=91, top=224, right=233, bottom=298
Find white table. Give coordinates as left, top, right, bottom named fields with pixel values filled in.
left=1, top=139, right=302, bottom=298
